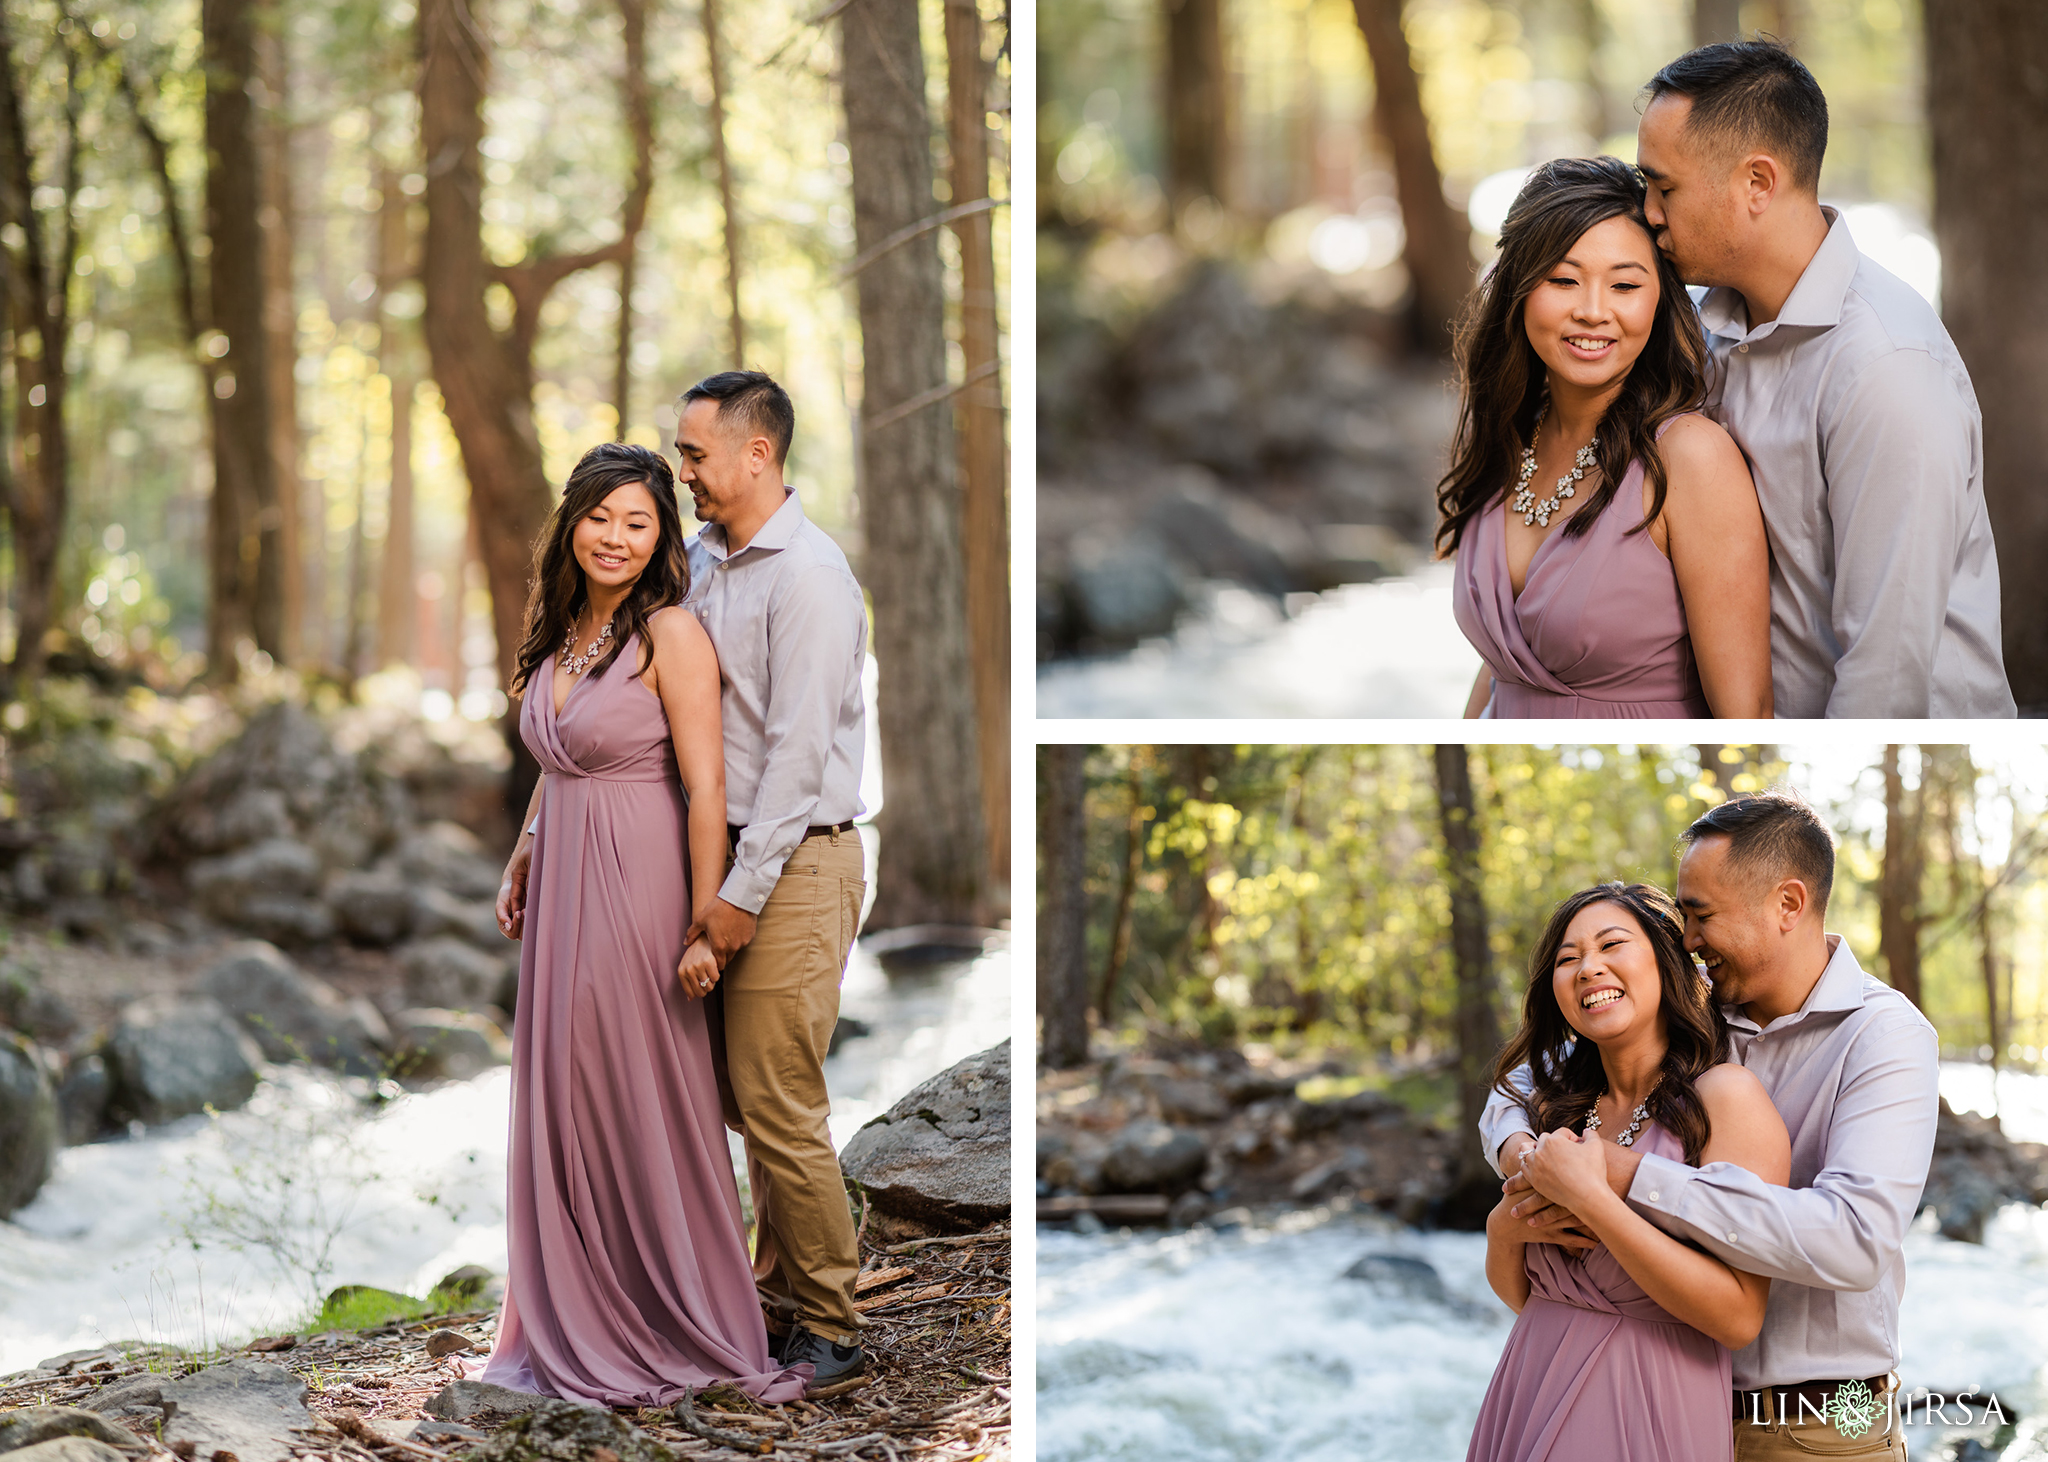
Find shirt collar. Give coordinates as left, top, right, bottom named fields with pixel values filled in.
left=1698, top=205, right=1857, bottom=344
left=696, top=487, right=804, bottom=563
left=1721, top=932, right=1867, bottom=1034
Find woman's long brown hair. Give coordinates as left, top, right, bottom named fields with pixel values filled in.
left=1489, top=882, right=1729, bottom=1166
left=1434, top=156, right=1711, bottom=558
left=508, top=442, right=689, bottom=700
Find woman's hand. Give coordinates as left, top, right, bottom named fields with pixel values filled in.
left=677, top=936, right=721, bottom=999
left=1517, top=1128, right=1615, bottom=1221
left=497, top=844, right=532, bottom=940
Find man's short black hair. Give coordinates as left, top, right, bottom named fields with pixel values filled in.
left=679, top=370, right=795, bottom=464
left=1681, top=788, right=1836, bottom=912
left=1644, top=40, right=1828, bottom=192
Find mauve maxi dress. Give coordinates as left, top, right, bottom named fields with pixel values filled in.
left=478, top=639, right=810, bottom=1405
left=1466, top=1121, right=1733, bottom=1462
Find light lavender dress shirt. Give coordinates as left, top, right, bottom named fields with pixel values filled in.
left=684, top=488, right=867, bottom=914
left=1480, top=935, right=1939, bottom=1391
left=1699, top=207, right=2014, bottom=718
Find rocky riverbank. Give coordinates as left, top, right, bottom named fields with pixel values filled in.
left=1036, top=261, right=1457, bottom=658
left=1037, top=1045, right=2048, bottom=1243
left=0, top=1223, right=1011, bottom=1462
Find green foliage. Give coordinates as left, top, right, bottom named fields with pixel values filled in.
left=304, top=1283, right=470, bottom=1333
left=1071, top=744, right=2048, bottom=1068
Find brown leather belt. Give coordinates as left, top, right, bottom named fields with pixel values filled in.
left=1733, top=1375, right=1894, bottom=1423
left=728, top=820, right=856, bottom=847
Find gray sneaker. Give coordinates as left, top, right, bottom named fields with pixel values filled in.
left=782, top=1327, right=865, bottom=1395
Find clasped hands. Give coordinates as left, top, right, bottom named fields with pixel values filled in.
left=675, top=902, right=758, bottom=998
left=496, top=844, right=759, bottom=1001
left=1497, top=1129, right=1643, bottom=1250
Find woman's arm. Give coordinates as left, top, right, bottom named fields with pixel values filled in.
left=495, top=772, right=546, bottom=940
left=1485, top=1191, right=1535, bottom=1312
left=1463, top=666, right=1492, bottom=719
left=645, top=608, right=729, bottom=992
left=1518, top=1065, right=1789, bottom=1349
left=1653, top=414, right=1772, bottom=719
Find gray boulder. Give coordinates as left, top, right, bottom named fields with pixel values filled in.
left=393, top=1008, right=511, bottom=1081
left=2, top=1440, right=130, bottom=1462
left=839, top=1040, right=1008, bottom=1232
left=1100, top=1120, right=1208, bottom=1195
left=178, top=787, right=294, bottom=856
left=188, top=838, right=328, bottom=942
left=56, top=1052, right=110, bottom=1145
left=326, top=869, right=416, bottom=947
left=1342, top=1252, right=1448, bottom=1303
left=0, top=958, right=78, bottom=1042
left=395, top=822, right=503, bottom=903
left=105, top=995, right=263, bottom=1124
left=422, top=1379, right=552, bottom=1426
left=0, top=1405, right=140, bottom=1453
left=161, top=1358, right=309, bottom=1462
left=197, top=941, right=389, bottom=1074
left=410, top=885, right=505, bottom=950
left=400, top=937, right=509, bottom=1011
left=0, top=1030, right=59, bottom=1216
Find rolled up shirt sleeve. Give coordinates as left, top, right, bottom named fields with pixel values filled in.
left=1822, top=349, right=1977, bottom=718
left=1625, top=1012, right=1938, bottom=1292
left=718, top=564, right=865, bottom=913
left=1479, top=1062, right=1538, bottom=1179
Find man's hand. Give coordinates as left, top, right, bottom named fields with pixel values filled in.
left=687, top=898, right=760, bottom=968
left=496, top=844, right=533, bottom=940
left=1502, top=1134, right=1645, bottom=1249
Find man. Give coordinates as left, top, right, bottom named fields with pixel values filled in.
left=1635, top=41, right=2014, bottom=717
left=1483, top=791, right=1938, bottom=1459
left=675, top=369, right=871, bottom=1394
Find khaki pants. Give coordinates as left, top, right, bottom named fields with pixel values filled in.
left=1733, top=1383, right=1908, bottom=1461
left=715, top=828, right=866, bottom=1344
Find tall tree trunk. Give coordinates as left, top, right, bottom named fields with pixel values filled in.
left=1039, top=744, right=1090, bottom=1070
left=1349, top=0, right=1471, bottom=353
left=375, top=164, right=416, bottom=668
left=946, top=0, right=1009, bottom=888
left=1927, top=3, right=2048, bottom=711
left=612, top=0, right=650, bottom=435
left=1693, top=0, right=1742, bottom=45
left=204, top=0, right=276, bottom=680
left=255, top=18, right=299, bottom=662
left=418, top=0, right=651, bottom=808
left=1435, top=743, right=1502, bottom=1223
left=0, top=21, right=74, bottom=686
left=1162, top=0, right=1227, bottom=227
left=1574, top=0, right=1611, bottom=143
left=702, top=0, right=744, bottom=366
left=1098, top=760, right=1145, bottom=1024
left=1696, top=743, right=1727, bottom=792
left=842, top=0, right=988, bottom=928
left=1879, top=745, right=1925, bottom=1008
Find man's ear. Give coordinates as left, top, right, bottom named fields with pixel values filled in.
left=1775, top=875, right=1810, bottom=932
left=1741, top=151, right=1784, bottom=217
left=748, top=434, right=773, bottom=474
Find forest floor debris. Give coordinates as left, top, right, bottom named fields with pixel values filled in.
left=0, top=1226, right=1009, bottom=1462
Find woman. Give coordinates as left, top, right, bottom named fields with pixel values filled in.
left=1468, top=883, right=1788, bottom=1462
left=1439, top=156, right=1772, bottom=718
left=485, top=441, right=808, bottom=1405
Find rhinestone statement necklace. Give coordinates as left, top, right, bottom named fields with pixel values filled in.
left=560, top=619, right=613, bottom=677
left=1583, top=1085, right=1657, bottom=1147
left=1511, top=408, right=1598, bottom=528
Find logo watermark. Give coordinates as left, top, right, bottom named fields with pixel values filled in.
left=1742, top=1382, right=2008, bottom=1439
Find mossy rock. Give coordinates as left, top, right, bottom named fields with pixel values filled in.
left=460, top=1400, right=676, bottom=1462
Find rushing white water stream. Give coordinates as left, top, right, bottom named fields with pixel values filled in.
left=1037, top=1063, right=2048, bottom=1462
left=0, top=937, right=1009, bottom=1372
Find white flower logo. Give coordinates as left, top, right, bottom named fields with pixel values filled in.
left=1825, top=1378, right=1881, bottom=1439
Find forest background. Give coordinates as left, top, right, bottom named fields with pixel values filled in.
left=0, top=0, right=1013, bottom=926
left=1038, top=743, right=2048, bottom=1147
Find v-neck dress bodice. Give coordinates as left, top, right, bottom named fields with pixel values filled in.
left=480, top=636, right=809, bottom=1405
left=1452, top=441, right=1710, bottom=719
left=1465, top=1121, right=1733, bottom=1462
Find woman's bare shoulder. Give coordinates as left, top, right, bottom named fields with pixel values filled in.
left=646, top=603, right=711, bottom=652
left=1659, top=412, right=1747, bottom=477
left=1693, top=1062, right=1776, bottom=1119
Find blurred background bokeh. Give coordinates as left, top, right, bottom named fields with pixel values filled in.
left=1035, top=0, right=2048, bottom=718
